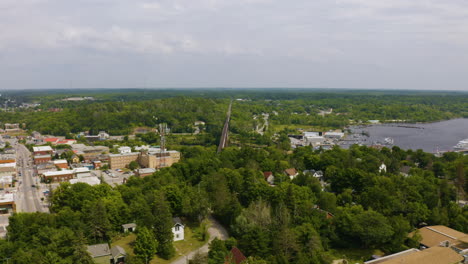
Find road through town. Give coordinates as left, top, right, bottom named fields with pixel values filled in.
left=15, top=143, right=44, bottom=213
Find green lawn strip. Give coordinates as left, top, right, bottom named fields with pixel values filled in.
left=112, top=224, right=207, bottom=264
left=328, top=248, right=381, bottom=264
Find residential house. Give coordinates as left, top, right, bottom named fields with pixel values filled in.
left=379, top=163, right=387, bottom=173
left=172, top=217, right=185, bottom=241
left=122, top=223, right=136, bottom=233
left=263, top=171, right=275, bottom=185
left=87, top=244, right=126, bottom=264
left=84, top=131, right=110, bottom=142
left=110, top=246, right=126, bottom=264
left=71, top=154, right=80, bottom=164
left=284, top=168, right=298, bottom=180
left=400, top=166, right=411, bottom=177
left=303, top=169, right=324, bottom=180
left=225, top=247, right=247, bottom=264
left=93, top=160, right=102, bottom=169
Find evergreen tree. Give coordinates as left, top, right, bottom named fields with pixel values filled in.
left=151, top=192, right=176, bottom=259
left=134, top=227, right=158, bottom=264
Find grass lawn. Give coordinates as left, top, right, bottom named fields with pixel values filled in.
left=112, top=224, right=207, bottom=264
left=328, top=248, right=383, bottom=264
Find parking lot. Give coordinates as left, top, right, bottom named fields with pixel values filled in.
left=99, top=169, right=133, bottom=186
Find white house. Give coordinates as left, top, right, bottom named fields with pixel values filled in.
left=379, top=163, right=387, bottom=173
left=118, top=146, right=132, bottom=154
left=172, top=217, right=185, bottom=241
left=263, top=172, right=275, bottom=185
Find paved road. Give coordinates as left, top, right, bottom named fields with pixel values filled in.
left=171, top=217, right=229, bottom=264
left=217, top=100, right=233, bottom=153
left=15, top=143, right=44, bottom=213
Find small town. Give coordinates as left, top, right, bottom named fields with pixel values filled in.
left=1, top=0, right=468, bottom=262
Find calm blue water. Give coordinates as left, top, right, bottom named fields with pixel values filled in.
left=345, top=118, right=468, bottom=153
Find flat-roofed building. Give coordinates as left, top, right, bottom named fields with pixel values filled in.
left=416, top=225, right=467, bottom=248
left=0, top=162, right=16, bottom=177
left=34, top=154, right=52, bottom=165
left=364, top=247, right=463, bottom=264
left=0, top=176, right=14, bottom=188
left=71, top=144, right=109, bottom=162
left=70, top=176, right=101, bottom=186
left=53, top=159, right=69, bottom=169
left=42, top=170, right=74, bottom=182
left=109, top=152, right=139, bottom=169
left=0, top=193, right=16, bottom=214
left=135, top=168, right=156, bottom=178
left=32, top=146, right=53, bottom=155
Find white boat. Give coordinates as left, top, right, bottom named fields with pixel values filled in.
left=384, top=137, right=394, bottom=145
left=454, top=138, right=468, bottom=150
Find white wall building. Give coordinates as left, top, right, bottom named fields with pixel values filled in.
left=172, top=217, right=185, bottom=241
left=118, top=146, right=132, bottom=154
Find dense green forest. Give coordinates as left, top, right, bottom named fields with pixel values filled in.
left=1, top=143, right=467, bottom=263
left=0, top=89, right=467, bottom=138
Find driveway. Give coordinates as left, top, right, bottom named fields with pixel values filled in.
left=170, top=216, right=228, bottom=264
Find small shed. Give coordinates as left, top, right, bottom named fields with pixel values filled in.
left=122, top=223, right=136, bottom=233
left=111, top=246, right=126, bottom=264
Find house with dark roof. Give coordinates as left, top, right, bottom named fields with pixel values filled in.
left=172, top=217, right=185, bottom=241
left=225, top=247, right=247, bottom=264
left=87, top=244, right=126, bottom=264
left=263, top=171, right=274, bottom=185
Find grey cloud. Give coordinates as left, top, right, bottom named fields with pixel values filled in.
left=0, top=0, right=467, bottom=90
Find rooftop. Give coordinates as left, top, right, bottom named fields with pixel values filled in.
left=87, top=243, right=110, bottom=258
left=0, top=193, right=14, bottom=203
left=417, top=225, right=467, bottom=248
left=109, top=152, right=140, bottom=157
left=70, top=177, right=101, bottom=186
left=372, top=247, right=463, bottom=264
left=53, top=159, right=68, bottom=164
left=43, top=170, right=74, bottom=177
left=34, top=154, right=51, bottom=159
left=32, top=146, right=53, bottom=152
left=137, top=168, right=156, bottom=174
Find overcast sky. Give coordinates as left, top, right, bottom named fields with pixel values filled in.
left=1, top=0, right=467, bottom=90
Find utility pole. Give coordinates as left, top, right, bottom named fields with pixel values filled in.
left=159, top=123, right=167, bottom=168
